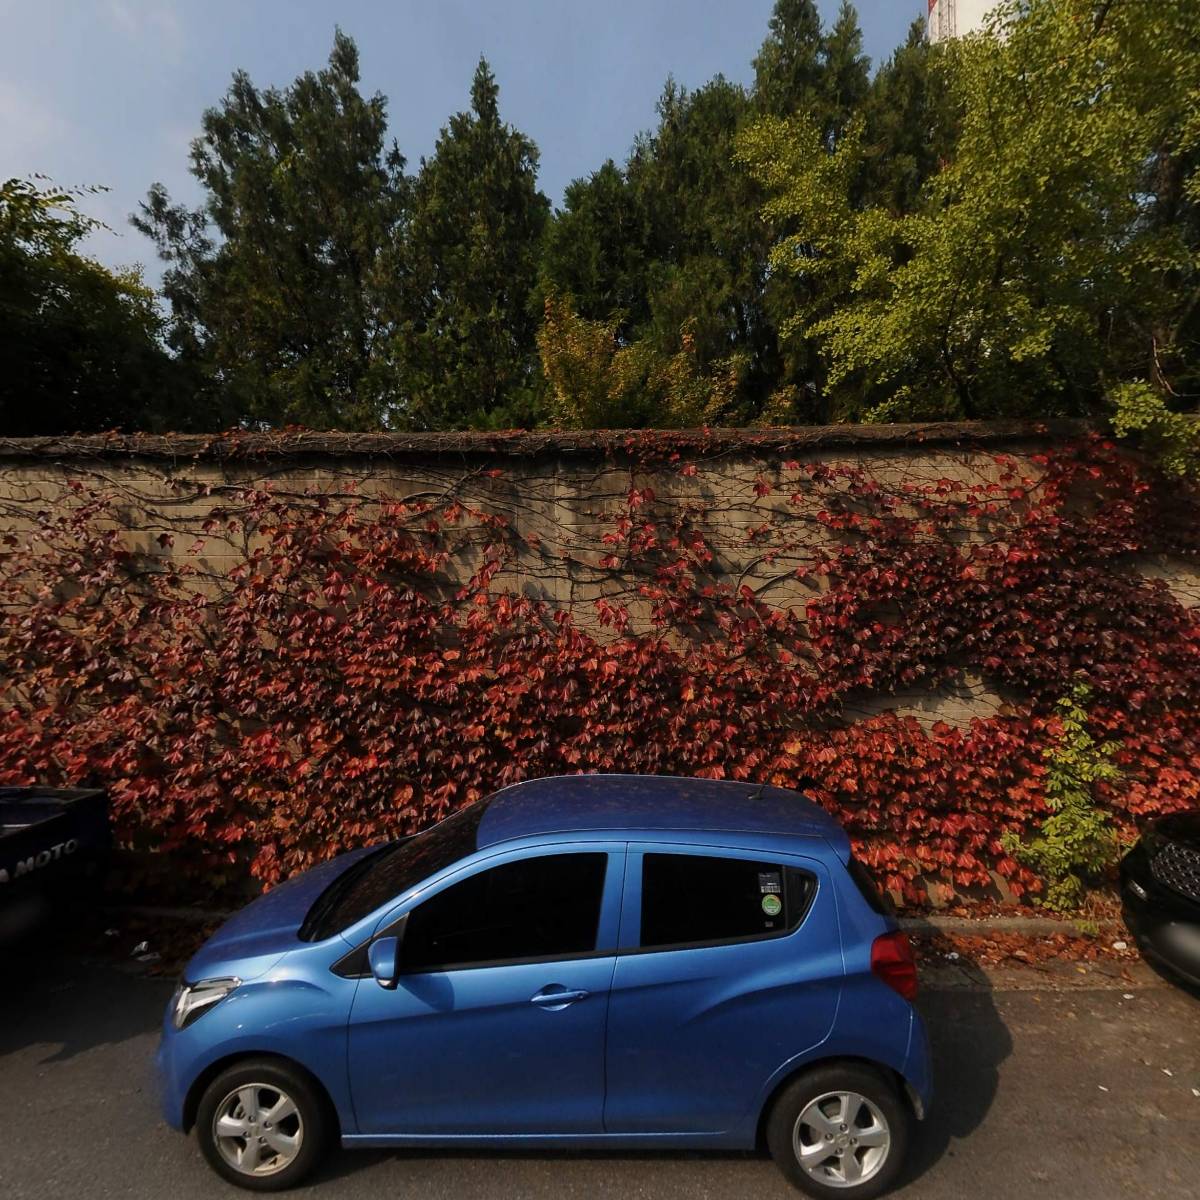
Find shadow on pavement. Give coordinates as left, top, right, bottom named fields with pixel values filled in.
left=1140, top=953, right=1200, bottom=1002
left=902, top=961, right=1012, bottom=1187
left=308, top=1146, right=770, bottom=1191
left=1, top=909, right=1013, bottom=1195
left=0, top=912, right=173, bottom=1064
left=312, top=965, right=1013, bottom=1193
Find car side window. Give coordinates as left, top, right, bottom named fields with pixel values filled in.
left=401, top=852, right=608, bottom=972
left=639, top=853, right=814, bottom=950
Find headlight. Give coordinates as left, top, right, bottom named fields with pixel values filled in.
left=171, top=977, right=241, bottom=1030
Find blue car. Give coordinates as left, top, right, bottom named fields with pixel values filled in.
left=157, top=775, right=931, bottom=1197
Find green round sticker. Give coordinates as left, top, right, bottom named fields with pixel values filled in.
left=761, top=894, right=782, bottom=917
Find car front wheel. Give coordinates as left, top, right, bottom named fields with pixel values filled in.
left=195, top=1058, right=329, bottom=1191
left=766, top=1063, right=910, bottom=1198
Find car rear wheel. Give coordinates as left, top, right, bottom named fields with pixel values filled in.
left=767, top=1063, right=910, bottom=1198
left=195, top=1059, right=329, bottom=1191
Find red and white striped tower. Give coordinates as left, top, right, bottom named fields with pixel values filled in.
left=929, top=0, right=994, bottom=43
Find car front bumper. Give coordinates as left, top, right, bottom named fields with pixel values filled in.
left=156, top=1023, right=188, bottom=1130
left=1121, top=844, right=1200, bottom=988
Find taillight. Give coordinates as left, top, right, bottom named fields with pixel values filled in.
left=871, top=930, right=918, bottom=1001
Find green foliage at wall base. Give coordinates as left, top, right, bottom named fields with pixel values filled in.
left=1001, top=685, right=1122, bottom=912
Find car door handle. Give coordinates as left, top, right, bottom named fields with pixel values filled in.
left=529, top=986, right=590, bottom=1009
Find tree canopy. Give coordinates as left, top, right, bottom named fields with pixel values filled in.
left=132, top=30, right=407, bottom=430
left=387, top=59, right=550, bottom=430
left=3, top=0, right=1197, bottom=440
left=0, top=178, right=199, bottom=435
left=737, top=0, right=1200, bottom=424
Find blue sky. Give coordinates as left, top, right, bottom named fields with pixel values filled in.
left=0, top=1, right=927, bottom=278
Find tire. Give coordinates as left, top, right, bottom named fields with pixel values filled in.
left=195, top=1058, right=330, bottom=1192
left=766, top=1062, right=910, bottom=1199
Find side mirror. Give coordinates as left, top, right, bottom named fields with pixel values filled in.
left=368, top=936, right=401, bottom=990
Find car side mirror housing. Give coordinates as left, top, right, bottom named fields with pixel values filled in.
left=368, top=936, right=401, bottom=989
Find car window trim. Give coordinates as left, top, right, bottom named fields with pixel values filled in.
left=398, top=849, right=609, bottom=974
left=367, top=838, right=621, bottom=937
left=334, top=912, right=820, bottom=976
left=407, top=945, right=616, bottom=976
left=334, top=843, right=623, bottom=978
left=619, top=914, right=815, bottom=958
left=334, top=843, right=821, bottom=976
left=630, top=882, right=818, bottom=955
left=629, top=847, right=819, bottom=956
left=334, top=942, right=618, bottom=979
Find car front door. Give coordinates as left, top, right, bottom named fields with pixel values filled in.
left=347, top=843, right=624, bottom=1136
left=604, top=843, right=842, bottom=1135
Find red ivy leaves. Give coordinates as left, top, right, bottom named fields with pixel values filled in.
left=0, top=438, right=1197, bottom=904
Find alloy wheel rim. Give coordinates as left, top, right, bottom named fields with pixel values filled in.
left=212, top=1083, right=304, bottom=1177
left=792, top=1089, right=890, bottom=1189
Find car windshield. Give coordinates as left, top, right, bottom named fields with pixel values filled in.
left=300, top=799, right=490, bottom=940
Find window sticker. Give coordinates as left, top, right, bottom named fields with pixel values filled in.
left=758, top=870, right=782, bottom=894
left=761, top=893, right=783, bottom=917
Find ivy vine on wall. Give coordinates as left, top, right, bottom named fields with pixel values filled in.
left=1, top=436, right=1197, bottom=905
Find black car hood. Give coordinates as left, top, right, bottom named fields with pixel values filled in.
left=1158, top=811, right=1200, bottom=851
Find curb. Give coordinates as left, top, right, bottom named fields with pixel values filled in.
left=898, top=914, right=1117, bottom=937
left=104, top=903, right=234, bottom=924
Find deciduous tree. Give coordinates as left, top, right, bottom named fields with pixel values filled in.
left=739, top=0, right=1200, bottom=423
left=0, top=178, right=199, bottom=435
left=537, top=291, right=745, bottom=428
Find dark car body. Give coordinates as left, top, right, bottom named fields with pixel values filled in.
left=1120, top=811, right=1200, bottom=988
left=0, top=786, right=110, bottom=942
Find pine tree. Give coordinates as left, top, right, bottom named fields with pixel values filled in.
left=862, top=19, right=959, bottom=215
left=752, top=0, right=826, bottom=119
left=821, top=1, right=870, bottom=144
left=390, top=59, right=550, bottom=429
left=536, top=160, right=652, bottom=338
left=627, top=78, right=765, bottom=381
left=133, top=30, right=407, bottom=430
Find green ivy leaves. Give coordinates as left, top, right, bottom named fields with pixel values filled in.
left=1001, top=684, right=1122, bottom=911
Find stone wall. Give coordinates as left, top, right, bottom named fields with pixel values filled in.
left=2, top=422, right=1197, bottom=734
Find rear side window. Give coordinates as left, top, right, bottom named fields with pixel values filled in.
left=402, top=852, right=607, bottom=971
left=846, top=855, right=895, bottom=915
left=639, top=853, right=814, bottom=950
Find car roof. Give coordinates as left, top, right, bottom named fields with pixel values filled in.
left=475, top=774, right=848, bottom=855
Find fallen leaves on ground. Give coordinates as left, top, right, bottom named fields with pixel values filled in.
left=911, top=928, right=1140, bottom=970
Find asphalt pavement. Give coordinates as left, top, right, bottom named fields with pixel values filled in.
left=1, top=938, right=1197, bottom=1200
